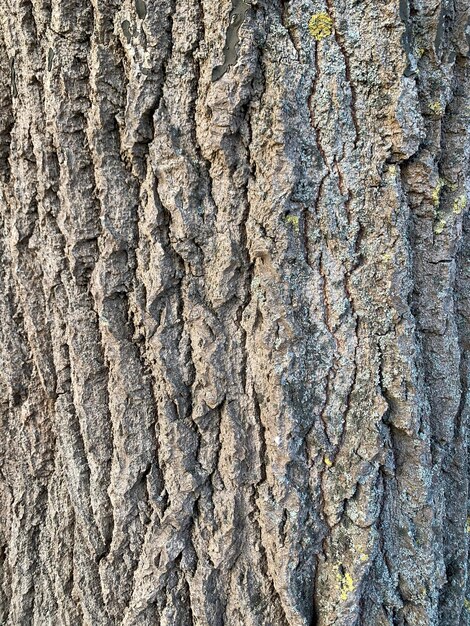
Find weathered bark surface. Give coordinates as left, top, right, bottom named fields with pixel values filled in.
left=0, top=0, right=469, bottom=624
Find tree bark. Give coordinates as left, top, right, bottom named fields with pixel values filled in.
left=0, top=0, right=469, bottom=624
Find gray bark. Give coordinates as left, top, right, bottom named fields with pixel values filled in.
left=0, top=0, right=469, bottom=624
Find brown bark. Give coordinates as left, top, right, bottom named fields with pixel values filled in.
left=0, top=0, right=469, bottom=624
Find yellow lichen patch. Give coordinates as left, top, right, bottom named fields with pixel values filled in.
left=285, top=214, right=300, bottom=232
left=336, top=567, right=354, bottom=601
left=308, top=13, right=333, bottom=41
left=466, top=516, right=470, bottom=534
left=433, top=217, right=447, bottom=235
left=465, top=598, right=470, bottom=611
left=429, top=101, right=444, bottom=116
left=324, top=456, right=333, bottom=467
left=453, top=194, right=467, bottom=215
left=352, top=543, right=369, bottom=562
left=432, top=178, right=445, bottom=207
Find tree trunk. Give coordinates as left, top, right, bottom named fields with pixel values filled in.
left=0, top=0, right=469, bottom=624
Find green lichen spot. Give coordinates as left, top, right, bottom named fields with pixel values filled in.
left=308, top=13, right=333, bottom=41
left=353, top=543, right=369, bottom=561
left=465, top=598, right=470, bottom=612
left=434, top=217, right=446, bottom=235
left=336, top=567, right=354, bottom=601
left=429, top=101, right=444, bottom=116
left=453, top=194, right=466, bottom=215
left=285, top=214, right=300, bottom=232
left=432, top=178, right=445, bottom=207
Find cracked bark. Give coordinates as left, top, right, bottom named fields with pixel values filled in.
left=0, top=0, right=469, bottom=625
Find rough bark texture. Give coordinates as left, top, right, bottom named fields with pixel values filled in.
left=0, top=0, right=469, bottom=624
